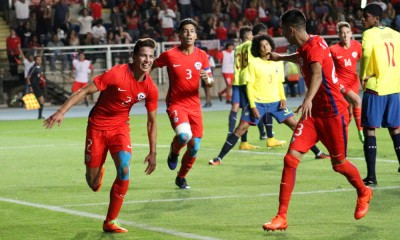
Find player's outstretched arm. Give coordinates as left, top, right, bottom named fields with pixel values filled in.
left=144, top=110, right=157, bottom=175
left=43, top=82, right=99, bottom=129
left=267, top=52, right=298, bottom=63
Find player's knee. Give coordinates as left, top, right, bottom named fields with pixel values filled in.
left=284, top=153, right=300, bottom=169
left=189, top=138, right=201, bottom=157
left=85, top=171, right=100, bottom=191
left=117, top=151, right=131, bottom=180
left=175, top=123, right=193, bottom=144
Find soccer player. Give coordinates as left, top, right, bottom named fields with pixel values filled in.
left=43, top=38, right=159, bottom=233
left=359, top=3, right=400, bottom=186
left=70, top=50, right=94, bottom=106
left=218, top=42, right=234, bottom=104
left=330, top=21, right=364, bottom=143
left=152, top=18, right=214, bottom=189
left=27, top=55, right=46, bottom=119
left=262, top=9, right=372, bottom=232
left=209, top=34, right=327, bottom=166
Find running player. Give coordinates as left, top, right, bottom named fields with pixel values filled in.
left=330, top=21, right=364, bottom=143
left=43, top=38, right=158, bottom=233
left=262, top=9, right=372, bottom=232
left=152, top=18, right=214, bottom=189
left=359, top=3, right=400, bottom=186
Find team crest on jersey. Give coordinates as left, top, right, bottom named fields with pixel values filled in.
left=136, top=92, right=146, bottom=102
left=194, top=62, right=202, bottom=70
left=352, top=52, right=358, bottom=58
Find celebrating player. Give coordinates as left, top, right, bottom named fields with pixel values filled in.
left=330, top=21, right=364, bottom=143
left=43, top=38, right=159, bottom=233
left=262, top=9, right=372, bottom=232
left=152, top=18, right=214, bottom=189
left=360, top=3, right=400, bottom=186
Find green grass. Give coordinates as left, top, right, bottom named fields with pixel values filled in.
left=1, top=110, right=399, bottom=240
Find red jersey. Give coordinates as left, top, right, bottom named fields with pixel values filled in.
left=6, top=36, right=21, bottom=55
left=90, top=64, right=158, bottom=130
left=297, top=35, right=348, bottom=117
left=330, top=39, right=362, bottom=87
left=154, top=47, right=211, bottom=108
left=90, top=2, right=102, bottom=20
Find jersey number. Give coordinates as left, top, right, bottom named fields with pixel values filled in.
left=185, top=69, right=192, bottom=80
left=384, top=42, right=396, bottom=66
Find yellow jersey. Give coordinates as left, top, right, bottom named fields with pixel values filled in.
left=360, top=26, right=400, bottom=95
left=233, top=44, right=242, bottom=86
left=245, top=58, right=286, bottom=108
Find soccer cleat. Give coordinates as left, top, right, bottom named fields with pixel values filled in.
left=358, top=130, right=365, bottom=143
left=167, top=143, right=179, bottom=170
left=363, top=177, right=377, bottom=187
left=209, top=157, right=221, bottom=165
left=315, top=152, right=330, bottom=160
left=175, top=176, right=191, bottom=189
left=218, top=93, right=223, bottom=102
left=239, top=142, right=260, bottom=150
left=103, top=220, right=128, bottom=233
left=266, top=138, right=286, bottom=148
left=262, top=215, right=288, bottom=231
left=259, top=133, right=268, bottom=140
left=354, top=187, right=373, bottom=220
left=93, top=166, right=105, bottom=192
left=203, top=102, right=212, bottom=108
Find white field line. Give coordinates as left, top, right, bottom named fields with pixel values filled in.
left=0, top=197, right=220, bottom=240
left=0, top=142, right=398, bottom=163
left=63, top=185, right=400, bottom=207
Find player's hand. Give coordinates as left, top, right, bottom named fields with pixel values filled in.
left=144, top=152, right=156, bottom=175
left=298, top=99, right=312, bottom=119
left=279, top=100, right=287, bottom=110
left=361, top=74, right=375, bottom=90
left=266, top=52, right=280, bottom=61
left=43, top=111, right=65, bottom=129
left=251, top=107, right=260, bottom=119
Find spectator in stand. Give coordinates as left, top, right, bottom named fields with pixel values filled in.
left=314, top=0, right=329, bottom=19
left=77, top=8, right=94, bottom=41
left=19, top=21, right=35, bottom=48
left=106, top=31, right=119, bottom=65
left=178, top=0, right=193, bottom=19
left=306, top=10, right=322, bottom=34
left=258, top=0, right=270, bottom=24
left=163, top=0, right=178, bottom=10
left=110, top=6, right=123, bottom=32
left=35, top=0, right=52, bottom=38
left=53, top=0, right=70, bottom=33
left=6, top=28, right=21, bottom=76
left=203, top=17, right=217, bottom=39
left=92, top=19, right=107, bottom=44
left=226, top=0, right=242, bottom=21
left=158, top=2, right=176, bottom=41
left=46, top=33, right=67, bottom=72
left=82, top=32, right=98, bottom=64
left=126, top=9, right=141, bottom=42
left=385, top=2, right=396, bottom=21
left=353, top=9, right=364, bottom=32
left=322, top=15, right=337, bottom=35
left=89, top=0, right=107, bottom=20
left=140, top=21, right=160, bottom=40
left=244, top=1, right=258, bottom=24
left=66, top=29, right=80, bottom=47
left=13, top=0, right=30, bottom=26
left=215, top=20, right=228, bottom=45
left=227, top=21, right=239, bottom=39
left=27, top=34, right=43, bottom=56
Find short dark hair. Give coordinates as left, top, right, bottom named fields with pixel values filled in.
left=252, top=23, right=268, bottom=36
left=363, top=3, right=383, bottom=20
left=239, top=26, right=252, bottom=41
left=133, top=38, right=156, bottom=55
left=178, top=18, right=198, bottom=32
left=281, top=9, right=306, bottom=29
left=251, top=34, right=275, bottom=58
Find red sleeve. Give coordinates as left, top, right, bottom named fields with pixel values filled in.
left=154, top=52, right=168, bottom=68
left=307, top=42, right=324, bottom=66
left=145, top=78, right=159, bottom=112
left=93, top=68, right=115, bottom=91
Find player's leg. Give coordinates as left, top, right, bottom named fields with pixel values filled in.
left=176, top=137, right=200, bottom=189
left=344, top=89, right=363, bottom=142
left=238, top=85, right=258, bottom=149
left=265, top=103, right=288, bottom=148
left=384, top=93, right=400, bottom=173
left=257, top=114, right=266, bottom=140
left=228, top=86, right=241, bottom=134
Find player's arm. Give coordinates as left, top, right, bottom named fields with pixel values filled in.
left=277, top=63, right=287, bottom=109
left=144, top=109, right=157, bottom=175
left=245, top=65, right=259, bottom=119
left=43, top=81, right=99, bottom=128
left=268, top=52, right=298, bottom=63
left=359, top=31, right=373, bottom=88
left=298, top=62, right=322, bottom=119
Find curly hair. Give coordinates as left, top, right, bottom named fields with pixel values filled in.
left=251, top=34, right=275, bottom=58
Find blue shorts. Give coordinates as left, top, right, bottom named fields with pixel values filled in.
left=241, top=101, right=294, bottom=125
left=231, top=85, right=240, bottom=104
left=239, top=85, right=249, bottom=108
left=362, top=91, right=400, bottom=128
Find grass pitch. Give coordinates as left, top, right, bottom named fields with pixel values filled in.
left=1, top=110, right=399, bottom=240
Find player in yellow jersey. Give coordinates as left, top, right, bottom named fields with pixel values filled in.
left=360, top=3, right=400, bottom=186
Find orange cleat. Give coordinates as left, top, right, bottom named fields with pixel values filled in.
left=315, top=152, right=330, bottom=160
left=94, top=166, right=105, bottom=192
left=262, top=215, right=288, bottom=231
left=209, top=157, right=221, bottom=165
left=103, top=220, right=128, bottom=233
left=354, top=187, right=373, bottom=220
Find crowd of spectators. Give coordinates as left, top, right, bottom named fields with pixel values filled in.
left=7, top=0, right=400, bottom=72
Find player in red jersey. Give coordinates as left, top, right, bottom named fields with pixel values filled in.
left=153, top=18, right=214, bottom=189
left=330, top=21, right=364, bottom=143
left=262, top=9, right=372, bottom=232
left=43, top=38, right=159, bottom=233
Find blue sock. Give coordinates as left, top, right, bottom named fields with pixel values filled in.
left=228, top=111, right=237, bottom=134
left=391, top=133, right=400, bottom=164
left=364, top=135, right=377, bottom=179
left=241, top=130, right=248, bottom=142
left=218, top=133, right=239, bottom=160
left=266, top=114, right=273, bottom=138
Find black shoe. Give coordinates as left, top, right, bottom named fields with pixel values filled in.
left=363, top=177, right=377, bottom=186
left=225, top=100, right=231, bottom=104
left=203, top=102, right=212, bottom=108
left=167, top=143, right=179, bottom=170
left=175, top=176, right=190, bottom=189
left=218, top=93, right=223, bottom=102
left=38, top=116, right=45, bottom=120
